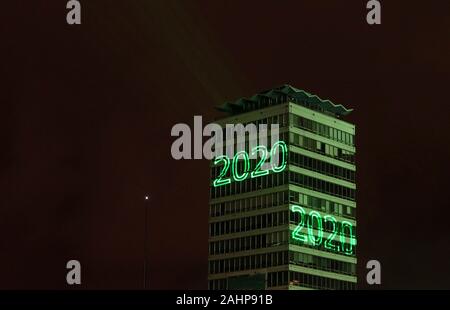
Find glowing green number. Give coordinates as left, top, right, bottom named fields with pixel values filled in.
left=251, top=145, right=269, bottom=178
left=231, top=150, right=250, bottom=182
left=291, top=207, right=355, bottom=255
left=307, top=211, right=323, bottom=246
left=270, top=140, right=288, bottom=173
left=213, top=155, right=231, bottom=187
left=340, top=221, right=354, bottom=255
left=212, top=141, right=288, bottom=187
left=291, top=205, right=307, bottom=243
left=324, top=215, right=338, bottom=251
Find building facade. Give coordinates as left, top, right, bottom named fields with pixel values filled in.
left=208, top=85, right=356, bottom=290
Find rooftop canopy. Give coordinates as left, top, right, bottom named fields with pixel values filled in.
left=216, top=84, right=353, bottom=118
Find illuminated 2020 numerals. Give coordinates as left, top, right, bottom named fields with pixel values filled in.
left=213, top=141, right=288, bottom=187
left=291, top=205, right=356, bottom=255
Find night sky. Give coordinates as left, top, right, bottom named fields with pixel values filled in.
left=2, top=1, right=450, bottom=289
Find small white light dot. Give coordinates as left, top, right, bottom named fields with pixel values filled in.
left=145, top=196, right=149, bottom=200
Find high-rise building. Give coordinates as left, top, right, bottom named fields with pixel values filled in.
left=208, top=85, right=356, bottom=290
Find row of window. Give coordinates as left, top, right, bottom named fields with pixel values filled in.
left=209, top=207, right=355, bottom=239
left=209, top=231, right=288, bottom=255
left=243, top=113, right=289, bottom=128
left=240, top=94, right=287, bottom=112
left=209, top=211, right=289, bottom=237
left=220, top=114, right=289, bottom=143
left=291, top=115, right=355, bottom=146
left=289, top=252, right=356, bottom=276
left=210, top=171, right=288, bottom=199
left=212, top=169, right=356, bottom=201
left=211, top=141, right=355, bottom=186
left=208, top=249, right=355, bottom=276
left=289, top=271, right=356, bottom=290
left=209, top=251, right=289, bottom=274
left=289, top=229, right=356, bottom=257
left=209, top=270, right=356, bottom=290
left=289, top=152, right=355, bottom=182
left=268, top=271, right=289, bottom=288
left=289, top=191, right=356, bottom=219
left=208, top=271, right=289, bottom=290
left=289, top=172, right=356, bottom=201
left=286, top=95, right=348, bottom=119
left=209, top=191, right=355, bottom=220
left=290, top=132, right=355, bottom=164
left=209, top=191, right=289, bottom=217
left=209, top=228, right=356, bottom=258
left=208, top=278, right=228, bottom=290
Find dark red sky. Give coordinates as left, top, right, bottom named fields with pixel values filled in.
left=2, top=0, right=450, bottom=289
